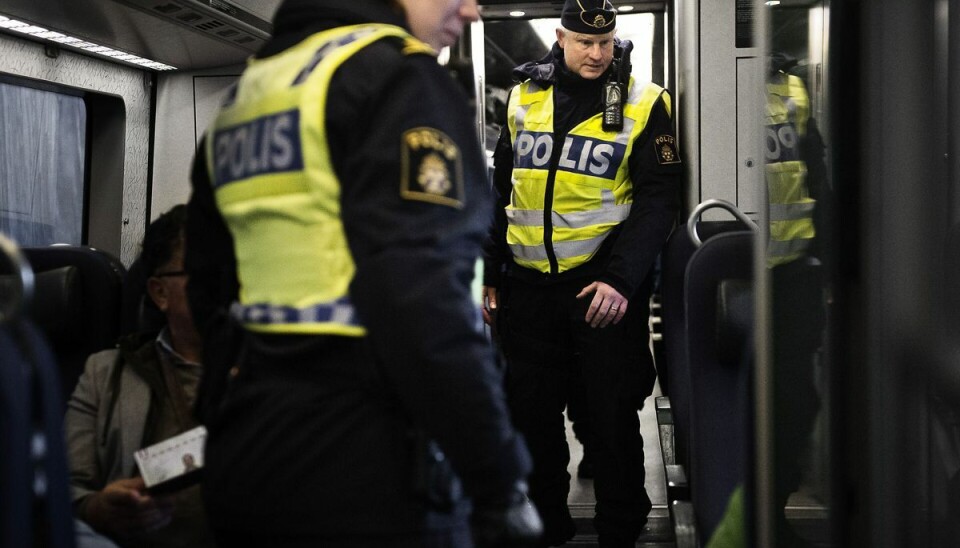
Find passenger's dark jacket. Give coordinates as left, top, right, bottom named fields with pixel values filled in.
left=483, top=44, right=682, bottom=298
left=185, top=0, right=530, bottom=535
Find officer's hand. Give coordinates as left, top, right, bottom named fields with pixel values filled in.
left=577, top=281, right=627, bottom=328
left=472, top=481, right=543, bottom=548
left=481, top=285, right=499, bottom=326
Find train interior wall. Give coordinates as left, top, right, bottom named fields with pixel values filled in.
left=152, top=70, right=239, bottom=220
left=0, top=32, right=149, bottom=265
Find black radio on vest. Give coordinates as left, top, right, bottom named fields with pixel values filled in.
left=603, top=39, right=633, bottom=132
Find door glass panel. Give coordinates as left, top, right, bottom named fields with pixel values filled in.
left=763, top=2, right=835, bottom=546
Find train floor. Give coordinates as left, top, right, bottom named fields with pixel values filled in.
left=562, top=382, right=675, bottom=548
left=557, top=380, right=831, bottom=547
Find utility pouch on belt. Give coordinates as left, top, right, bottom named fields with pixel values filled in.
left=412, top=430, right=463, bottom=511
left=602, top=40, right=634, bottom=132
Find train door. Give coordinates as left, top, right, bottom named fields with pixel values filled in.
left=474, top=3, right=669, bottom=158
left=472, top=4, right=677, bottom=545
left=756, top=0, right=960, bottom=546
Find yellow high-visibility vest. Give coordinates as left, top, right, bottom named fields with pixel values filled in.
left=765, top=72, right=816, bottom=267
left=506, top=78, right=669, bottom=273
left=206, top=24, right=430, bottom=335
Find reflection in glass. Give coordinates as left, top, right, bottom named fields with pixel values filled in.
left=764, top=2, right=834, bottom=547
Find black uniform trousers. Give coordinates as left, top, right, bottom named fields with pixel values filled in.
left=770, top=259, right=824, bottom=543
left=497, top=274, right=656, bottom=547
left=201, top=332, right=472, bottom=547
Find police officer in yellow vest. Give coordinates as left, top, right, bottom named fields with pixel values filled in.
left=765, top=52, right=827, bottom=547
left=481, top=1, right=682, bottom=545
left=766, top=55, right=821, bottom=267
left=184, top=1, right=543, bottom=546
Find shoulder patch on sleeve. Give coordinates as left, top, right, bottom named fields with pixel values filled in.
left=400, top=128, right=465, bottom=209
left=654, top=134, right=681, bottom=165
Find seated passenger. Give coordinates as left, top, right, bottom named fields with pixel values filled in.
left=64, top=205, right=214, bottom=548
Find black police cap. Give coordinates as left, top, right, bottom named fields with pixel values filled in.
left=561, top=0, right=617, bottom=35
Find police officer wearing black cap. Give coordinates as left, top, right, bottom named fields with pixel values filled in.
left=481, top=0, right=682, bottom=546
left=185, top=0, right=543, bottom=546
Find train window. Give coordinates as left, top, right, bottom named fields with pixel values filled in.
left=0, top=81, right=86, bottom=247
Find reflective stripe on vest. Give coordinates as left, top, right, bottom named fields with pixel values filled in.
left=229, top=298, right=361, bottom=327
left=765, top=72, right=815, bottom=267
left=506, top=78, right=667, bottom=273
left=206, top=24, right=423, bottom=335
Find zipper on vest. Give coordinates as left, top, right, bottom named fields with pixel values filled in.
left=543, top=132, right=566, bottom=275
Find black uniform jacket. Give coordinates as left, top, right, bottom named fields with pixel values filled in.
left=186, top=0, right=529, bottom=507
left=483, top=43, right=682, bottom=300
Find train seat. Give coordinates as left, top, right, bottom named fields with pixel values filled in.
left=656, top=200, right=756, bottom=546
left=0, top=235, right=77, bottom=548
left=21, top=246, right=126, bottom=402
left=659, top=209, right=754, bottom=470
left=684, top=230, right=754, bottom=540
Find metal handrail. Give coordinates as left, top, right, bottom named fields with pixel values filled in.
left=686, top=199, right=758, bottom=248
left=0, top=233, right=34, bottom=324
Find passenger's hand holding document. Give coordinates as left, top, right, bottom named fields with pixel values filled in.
left=134, top=426, right=207, bottom=494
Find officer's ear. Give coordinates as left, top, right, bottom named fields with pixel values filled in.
left=556, top=28, right=567, bottom=48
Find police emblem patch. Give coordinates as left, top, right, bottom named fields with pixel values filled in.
left=417, top=153, right=452, bottom=195
left=654, top=134, right=681, bottom=165
left=580, top=12, right=611, bottom=29
left=401, top=128, right=464, bottom=208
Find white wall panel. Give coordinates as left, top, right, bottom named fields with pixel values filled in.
left=699, top=0, right=761, bottom=220
left=152, top=71, right=237, bottom=220
left=736, top=56, right=762, bottom=217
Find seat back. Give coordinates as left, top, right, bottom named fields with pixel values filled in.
left=684, top=231, right=754, bottom=540
left=659, top=220, right=747, bottom=465
left=21, top=246, right=126, bottom=402
left=0, top=235, right=76, bottom=548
